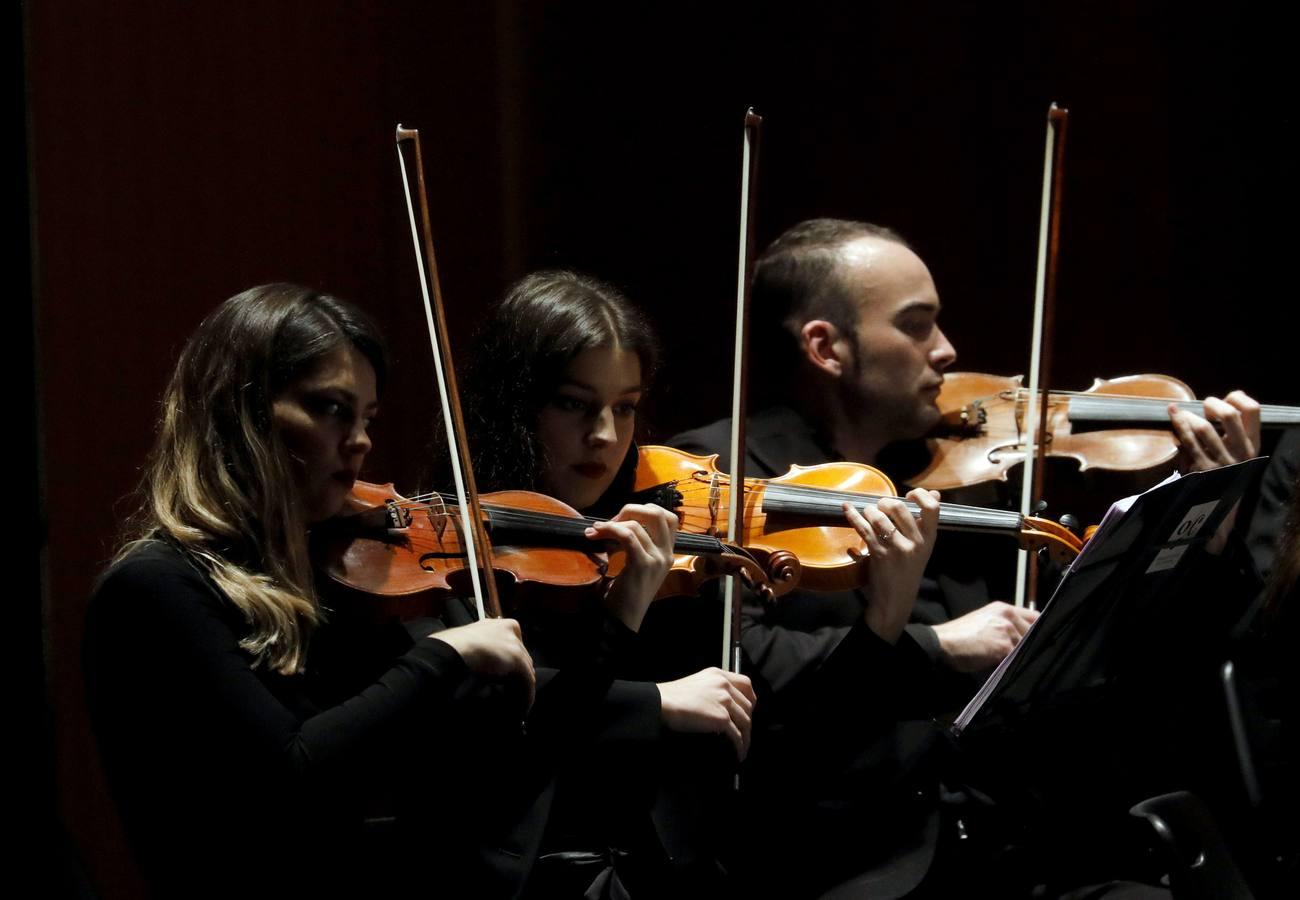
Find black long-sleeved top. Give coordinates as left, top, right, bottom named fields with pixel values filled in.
left=84, top=539, right=474, bottom=898
left=504, top=594, right=734, bottom=898
left=86, top=538, right=687, bottom=899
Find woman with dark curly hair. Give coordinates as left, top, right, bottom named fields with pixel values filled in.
left=456, top=270, right=755, bottom=898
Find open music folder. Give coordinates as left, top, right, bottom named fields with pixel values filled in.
left=953, top=457, right=1268, bottom=737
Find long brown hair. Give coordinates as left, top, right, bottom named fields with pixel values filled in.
left=119, top=283, right=387, bottom=674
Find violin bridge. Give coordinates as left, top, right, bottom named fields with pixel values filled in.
left=425, top=496, right=449, bottom=539
left=707, top=473, right=721, bottom=537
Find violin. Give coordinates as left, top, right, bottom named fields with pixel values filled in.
left=318, top=480, right=773, bottom=614
left=634, top=445, right=1083, bottom=595
left=318, top=481, right=604, bottom=615
left=908, top=372, right=1300, bottom=491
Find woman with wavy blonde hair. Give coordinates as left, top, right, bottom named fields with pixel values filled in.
left=85, top=283, right=533, bottom=898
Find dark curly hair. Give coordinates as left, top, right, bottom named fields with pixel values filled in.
left=461, top=270, right=659, bottom=503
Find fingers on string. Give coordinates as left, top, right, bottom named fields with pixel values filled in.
left=587, top=519, right=656, bottom=560
left=1204, top=396, right=1246, bottom=462
left=1224, top=390, right=1261, bottom=443
left=1211, top=392, right=1261, bottom=460
left=878, top=496, right=922, bottom=544
left=842, top=501, right=878, bottom=557
left=1168, top=404, right=1215, bottom=470
left=908, top=488, right=942, bottom=536
left=612, top=503, right=679, bottom=546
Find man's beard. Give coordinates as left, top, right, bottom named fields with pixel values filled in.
left=842, top=382, right=938, bottom=444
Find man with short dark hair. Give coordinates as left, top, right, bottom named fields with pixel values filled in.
left=672, top=217, right=1264, bottom=897
left=672, top=218, right=1039, bottom=897
left=679, top=217, right=1038, bottom=690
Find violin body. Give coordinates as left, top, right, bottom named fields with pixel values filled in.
left=636, top=445, right=887, bottom=593
left=319, top=481, right=608, bottom=616
left=637, top=446, right=890, bottom=594
left=635, top=446, right=1082, bottom=596
left=910, top=372, right=1196, bottom=491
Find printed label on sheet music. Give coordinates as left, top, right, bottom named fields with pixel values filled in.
left=1145, top=544, right=1189, bottom=574
left=1168, top=500, right=1219, bottom=542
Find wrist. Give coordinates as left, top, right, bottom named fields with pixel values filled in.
left=933, top=627, right=959, bottom=667
left=863, top=604, right=905, bottom=644
left=603, top=579, right=652, bottom=632
left=655, top=682, right=678, bottom=725
left=429, top=632, right=473, bottom=668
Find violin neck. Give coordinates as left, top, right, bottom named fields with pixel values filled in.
left=483, top=503, right=725, bottom=556
left=758, top=486, right=1025, bottom=538
left=1067, top=395, right=1300, bottom=428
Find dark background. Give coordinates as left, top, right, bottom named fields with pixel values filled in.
left=22, top=2, right=1295, bottom=895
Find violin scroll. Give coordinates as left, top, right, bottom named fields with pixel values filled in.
left=1019, top=515, right=1084, bottom=566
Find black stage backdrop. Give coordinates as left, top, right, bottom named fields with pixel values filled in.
left=24, top=2, right=1296, bottom=895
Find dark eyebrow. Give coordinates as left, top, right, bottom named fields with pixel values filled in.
left=893, top=300, right=940, bottom=317
left=559, top=379, right=645, bottom=395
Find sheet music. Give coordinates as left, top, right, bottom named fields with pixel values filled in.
left=953, top=459, right=1265, bottom=735
left=1066, top=470, right=1179, bottom=571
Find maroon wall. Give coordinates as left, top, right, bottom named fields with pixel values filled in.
left=28, top=3, right=509, bottom=893
left=28, top=2, right=1294, bottom=895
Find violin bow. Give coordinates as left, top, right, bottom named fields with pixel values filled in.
left=1014, top=103, right=1069, bottom=610
left=722, top=108, right=763, bottom=672
left=395, top=125, right=503, bottom=620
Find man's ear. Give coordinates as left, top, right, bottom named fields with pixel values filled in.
left=800, top=320, right=853, bottom=378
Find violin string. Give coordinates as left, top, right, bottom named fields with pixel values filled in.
left=371, top=493, right=729, bottom=554
left=1013, top=387, right=1168, bottom=401
left=1013, top=387, right=1291, bottom=414
left=394, top=481, right=1012, bottom=526
left=670, top=477, right=1023, bottom=530
left=362, top=474, right=1031, bottom=548
left=1074, top=397, right=1297, bottom=417
left=766, top=489, right=1023, bottom=530
left=386, top=491, right=689, bottom=534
